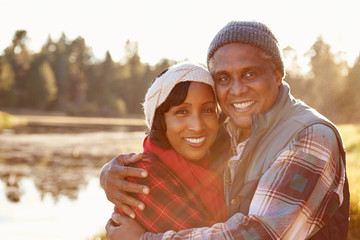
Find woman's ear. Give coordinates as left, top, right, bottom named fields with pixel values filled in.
left=216, top=104, right=221, bottom=117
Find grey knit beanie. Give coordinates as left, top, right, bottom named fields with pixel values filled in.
left=207, top=21, right=284, bottom=76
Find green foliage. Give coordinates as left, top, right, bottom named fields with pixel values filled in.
left=0, top=31, right=174, bottom=117
left=306, top=37, right=347, bottom=122
left=0, top=56, right=15, bottom=91
left=283, top=37, right=360, bottom=125
left=342, top=56, right=360, bottom=123
left=1, top=30, right=360, bottom=122
left=2, top=30, right=32, bottom=107
left=0, top=56, right=17, bottom=106
left=25, top=54, right=57, bottom=109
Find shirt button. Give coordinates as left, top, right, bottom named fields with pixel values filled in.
left=231, top=199, right=236, bottom=205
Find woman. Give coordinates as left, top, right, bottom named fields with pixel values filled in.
left=113, top=62, right=227, bottom=234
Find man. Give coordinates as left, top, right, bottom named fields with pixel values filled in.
left=101, top=21, right=349, bottom=239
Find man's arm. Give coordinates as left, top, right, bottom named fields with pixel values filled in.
left=126, top=158, right=218, bottom=233
left=142, top=124, right=346, bottom=240
left=100, top=153, right=150, bottom=217
left=106, top=212, right=145, bottom=240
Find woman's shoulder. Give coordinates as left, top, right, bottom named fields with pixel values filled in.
left=128, top=151, right=168, bottom=173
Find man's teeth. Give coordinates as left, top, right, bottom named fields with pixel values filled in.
left=233, top=101, right=255, bottom=109
left=185, top=137, right=205, bottom=144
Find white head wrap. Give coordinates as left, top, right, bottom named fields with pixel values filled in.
left=143, top=61, right=214, bottom=128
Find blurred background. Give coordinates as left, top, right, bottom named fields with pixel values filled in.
left=0, top=0, right=359, bottom=239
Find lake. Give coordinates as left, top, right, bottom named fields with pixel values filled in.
left=0, top=125, right=144, bottom=240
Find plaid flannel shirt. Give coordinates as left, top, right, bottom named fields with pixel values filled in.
left=126, top=152, right=218, bottom=233
left=142, top=123, right=346, bottom=240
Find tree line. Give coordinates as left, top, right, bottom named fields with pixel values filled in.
left=0, top=30, right=175, bottom=117
left=0, top=30, right=359, bottom=123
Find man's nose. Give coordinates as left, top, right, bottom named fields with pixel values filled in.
left=230, top=79, right=248, bottom=95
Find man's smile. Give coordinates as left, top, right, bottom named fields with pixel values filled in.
left=232, top=100, right=255, bottom=111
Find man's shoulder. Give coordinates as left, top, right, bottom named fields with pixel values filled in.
left=298, top=123, right=338, bottom=142
left=294, top=123, right=340, bottom=156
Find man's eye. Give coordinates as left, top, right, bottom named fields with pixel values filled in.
left=244, top=71, right=256, bottom=78
left=218, top=75, right=229, bottom=82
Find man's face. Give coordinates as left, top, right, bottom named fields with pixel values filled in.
left=210, top=43, right=282, bottom=139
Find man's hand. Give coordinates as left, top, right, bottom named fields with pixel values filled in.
left=100, top=153, right=150, bottom=218
left=106, top=212, right=146, bottom=240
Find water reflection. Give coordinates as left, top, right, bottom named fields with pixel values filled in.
left=0, top=126, right=144, bottom=239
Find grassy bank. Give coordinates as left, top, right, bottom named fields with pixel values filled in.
left=338, top=124, right=360, bottom=240
left=0, top=111, right=15, bottom=129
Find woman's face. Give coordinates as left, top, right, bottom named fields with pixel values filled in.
left=164, top=82, right=218, bottom=162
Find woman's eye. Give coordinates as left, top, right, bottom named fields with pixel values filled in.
left=204, top=108, right=214, bottom=113
left=176, top=109, right=187, bottom=114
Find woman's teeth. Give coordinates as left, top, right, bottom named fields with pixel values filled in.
left=185, top=137, right=205, bottom=144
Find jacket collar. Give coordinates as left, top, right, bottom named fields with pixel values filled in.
left=224, top=81, right=292, bottom=144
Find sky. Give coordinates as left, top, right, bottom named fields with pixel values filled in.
left=1, top=0, right=359, bottom=67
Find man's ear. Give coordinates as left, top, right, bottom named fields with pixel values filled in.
left=274, top=69, right=283, bottom=86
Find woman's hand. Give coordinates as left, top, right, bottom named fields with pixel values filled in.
left=100, top=153, right=150, bottom=218
left=106, top=212, right=146, bottom=240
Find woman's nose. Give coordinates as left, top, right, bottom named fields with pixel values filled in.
left=188, top=113, right=204, bottom=131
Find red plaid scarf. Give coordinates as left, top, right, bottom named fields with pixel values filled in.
left=143, top=136, right=227, bottom=221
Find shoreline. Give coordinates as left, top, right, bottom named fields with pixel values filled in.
left=0, top=110, right=146, bottom=131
